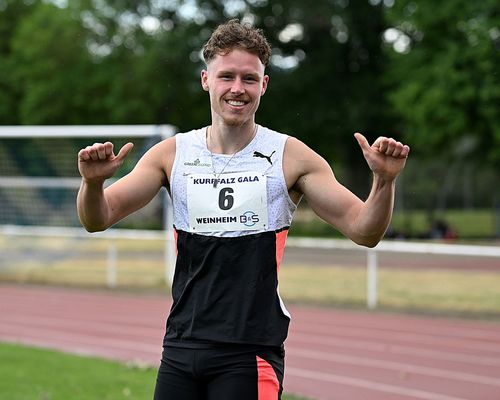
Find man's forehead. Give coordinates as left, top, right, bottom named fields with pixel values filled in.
left=206, top=49, right=265, bottom=72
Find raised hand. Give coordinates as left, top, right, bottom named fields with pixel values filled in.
left=354, top=133, right=410, bottom=181
left=78, top=142, right=134, bottom=183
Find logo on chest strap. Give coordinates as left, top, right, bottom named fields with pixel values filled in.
left=253, top=151, right=276, bottom=165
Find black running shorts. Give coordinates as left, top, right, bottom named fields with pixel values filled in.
left=153, top=345, right=285, bottom=400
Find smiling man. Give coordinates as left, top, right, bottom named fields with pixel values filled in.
left=77, top=19, right=409, bottom=400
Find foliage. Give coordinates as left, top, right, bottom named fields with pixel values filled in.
left=233, top=0, right=392, bottom=167
left=290, top=207, right=499, bottom=239
left=0, top=0, right=41, bottom=123
left=384, top=0, right=500, bottom=164
left=0, top=0, right=498, bottom=207
left=0, top=0, right=390, bottom=148
left=9, top=3, right=98, bottom=124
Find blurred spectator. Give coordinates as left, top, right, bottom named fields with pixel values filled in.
left=385, top=226, right=408, bottom=240
left=429, top=219, right=457, bottom=240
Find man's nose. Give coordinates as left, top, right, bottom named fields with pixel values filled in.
left=230, top=78, right=245, bottom=95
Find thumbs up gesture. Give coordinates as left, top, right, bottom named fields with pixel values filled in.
left=78, top=142, right=134, bottom=183
left=354, top=133, right=410, bottom=181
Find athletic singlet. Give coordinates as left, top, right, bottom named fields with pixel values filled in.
left=164, top=125, right=296, bottom=348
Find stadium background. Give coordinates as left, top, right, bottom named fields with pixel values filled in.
left=1, top=1, right=499, bottom=399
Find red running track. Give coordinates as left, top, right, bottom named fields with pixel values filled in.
left=1, top=284, right=500, bottom=400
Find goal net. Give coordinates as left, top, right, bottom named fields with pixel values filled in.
left=0, top=125, right=177, bottom=287
left=0, top=125, right=175, bottom=228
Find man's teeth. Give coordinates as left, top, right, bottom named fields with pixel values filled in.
left=228, top=100, right=245, bottom=106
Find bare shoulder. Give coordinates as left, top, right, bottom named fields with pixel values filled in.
left=139, top=136, right=176, bottom=163
left=283, top=136, right=333, bottom=202
left=142, top=136, right=176, bottom=158
left=133, top=136, right=176, bottom=184
left=284, top=137, right=331, bottom=183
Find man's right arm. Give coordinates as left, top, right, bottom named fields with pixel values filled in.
left=77, top=138, right=175, bottom=232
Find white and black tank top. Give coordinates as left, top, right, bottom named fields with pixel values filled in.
left=165, top=125, right=296, bottom=348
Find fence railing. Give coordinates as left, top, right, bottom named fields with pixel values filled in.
left=1, top=224, right=499, bottom=309
left=0, top=225, right=174, bottom=287
left=287, top=237, right=500, bottom=308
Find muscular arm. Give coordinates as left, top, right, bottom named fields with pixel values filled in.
left=77, top=138, right=175, bottom=232
left=285, top=134, right=409, bottom=247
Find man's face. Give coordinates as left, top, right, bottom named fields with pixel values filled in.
left=201, top=48, right=269, bottom=127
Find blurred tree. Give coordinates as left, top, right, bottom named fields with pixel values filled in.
left=384, top=0, right=500, bottom=164
left=62, top=0, right=210, bottom=127
left=1, top=0, right=498, bottom=222
left=0, top=0, right=41, bottom=124
left=9, top=2, right=109, bottom=124
left=3, top=1, right=391, bottom=167
left=174, top=0, right=393, bottom=196
left=249, top=0, right=391, bottom=166
left=98, top=0, right=391, bottom=163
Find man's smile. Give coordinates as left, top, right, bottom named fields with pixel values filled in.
left=226, top=99, right=247, bottom=107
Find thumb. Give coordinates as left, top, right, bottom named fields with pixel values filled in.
left=115, top=142, right=134, bottom=161
left=354, top=132, right=370, bottom=152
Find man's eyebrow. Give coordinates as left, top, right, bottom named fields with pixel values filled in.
left=243, top=72, right=260, bottom=78
left=216, top=69, right=260, bottom=77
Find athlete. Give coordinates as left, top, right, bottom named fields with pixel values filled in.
left=77, top=19, right=409, bottom=400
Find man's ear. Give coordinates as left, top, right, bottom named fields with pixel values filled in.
left=201, top=69, right=209, bottom=91
left=260, top=74, right=269, bottom=96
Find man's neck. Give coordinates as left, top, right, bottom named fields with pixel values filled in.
left=208, top=121, right=257, bottom=155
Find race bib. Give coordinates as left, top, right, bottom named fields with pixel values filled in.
left=187, top=172, right=268, bottom=232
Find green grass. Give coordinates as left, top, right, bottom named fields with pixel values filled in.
left=0, top=342, right=310, bottom=400
left=390, top=209, right=498, bottom=239
left=0, top=342, right=156, bottom=400
left=279, top=266, right=500, bottom=319
left=290, top=208, right=499, bottom=239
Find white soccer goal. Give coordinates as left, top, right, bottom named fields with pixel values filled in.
left=0, top=125, right=177, bottom=285
left=0, top=125, right=175, bottom=228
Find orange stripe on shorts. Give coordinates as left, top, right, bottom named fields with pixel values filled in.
left=256, top=356, right=279, bottom=400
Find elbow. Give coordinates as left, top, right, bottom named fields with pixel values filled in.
left=356, top=240, right=379, bottom=249
left=349, top=224, right=387, bottom=248
left=79, top=217, right=110, bottom=233
left=84, top=225, right=106, bottom=233
left=352, top=234, right=382, bottom=248
left=361, top=239, right=379, bottom=249
left=77, top=210, right=111, bottom=233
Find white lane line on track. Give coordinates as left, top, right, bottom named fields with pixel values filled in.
left=289, top=347, right=500, bottom=387
left=288, top=332, right=500, bottom=367
left=390, top=345, right=500, bottom=368
left=286, top=367, right=470, bottom=400
left=291, top=315, right=500, bottom=340
left=289, top=326, right=500, bottom=354
left=0, top=314, right=162, bottom=336
left=0, top=323, right=161, bottom=355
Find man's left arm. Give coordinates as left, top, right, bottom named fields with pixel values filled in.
left=286, top=133, right=409, bottom=247
left=349, top=132, right=410, bottom=246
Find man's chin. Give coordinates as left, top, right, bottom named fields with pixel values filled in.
left=222, top=117, right=247, bottom=127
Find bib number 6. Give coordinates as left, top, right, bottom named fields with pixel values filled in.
left=218, top=187, right=234, bottom=210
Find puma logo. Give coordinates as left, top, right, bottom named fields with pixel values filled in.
left=253, top=151, right=275, bottom=165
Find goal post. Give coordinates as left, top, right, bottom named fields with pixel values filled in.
left=0, top=124, right=175, bottom=138
left=0, top=124, right=177, bottom=285
left=0, top=124, right=175, bottom=226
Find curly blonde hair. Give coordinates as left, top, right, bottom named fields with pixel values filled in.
left=202, top=19, right=271, bottom=66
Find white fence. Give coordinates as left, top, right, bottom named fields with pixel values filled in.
left=0, top=225, right=175, bottom=288
left=286, top=237, right=500, bottom=309
left=1, top=225, right=499, bottom=309
left=0, top=124, right=176, bottom=138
